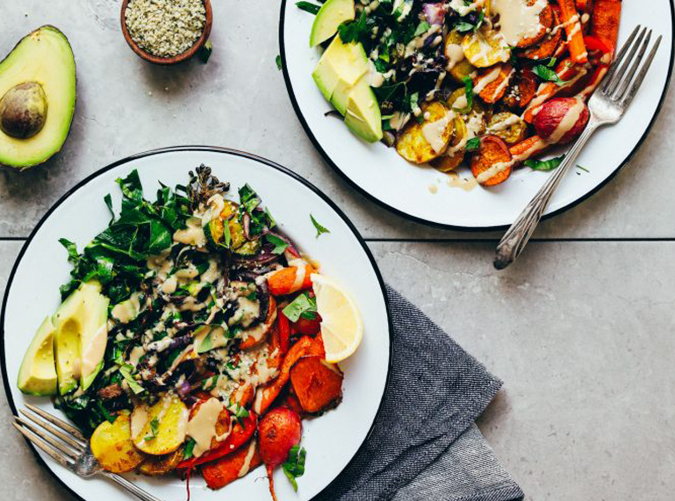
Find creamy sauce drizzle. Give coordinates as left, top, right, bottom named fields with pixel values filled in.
left=548, top=97, right=585, bottom=144
left=238, top=440, right=258, bottom=478
left=492, top=0, right=547, bottom=47
left=187, top=397, right=229, bottom=458
left=422, top=110, right=455, bottom=153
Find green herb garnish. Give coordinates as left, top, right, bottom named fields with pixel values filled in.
left=296, top=1, right=322, bottom=14
left=119, top=365, right=145, bottom=394
left=465, top=137, right=481, bottom=151
left=183, top=438, right=196, bottom=460
left=310, top=214, right=330, bottom=238
left=145, top=418, right=160, bottom=441
left=266, top=234, right=289, bottom=254
left=532, top=65, right=567, bottom=86
left=283, top=293, right=318, bottom=322
left=282, top=446, right=307, bottom=491
left=525, top=155, right=565, bottom=171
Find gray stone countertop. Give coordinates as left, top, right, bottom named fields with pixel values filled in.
left=1, top=1, right=674, bottom=500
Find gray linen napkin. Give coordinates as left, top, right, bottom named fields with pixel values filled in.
left=315, top=286, right=524, bottom=501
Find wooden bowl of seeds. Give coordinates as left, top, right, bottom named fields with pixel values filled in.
left=121, top=0, right=213, bottom=65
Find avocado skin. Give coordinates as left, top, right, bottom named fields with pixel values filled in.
left=0, top=82, right=48, bottom=139
left=0, top=25, right=76, bottom=169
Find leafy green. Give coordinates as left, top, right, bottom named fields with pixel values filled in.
left=197, top=330, right=214, bottom=354
left=532, top=65, right=567, bottom=86
left=282, top=446, right=307, bottom=491
left=454, top=77, right=473, bottom=114
left=310, top=214, right=330, bottom=238
left=145, top=418, right=160, bottom=441
left=282, top=293, right=318, bottom=322
left=337, top=11, right=368, bottom=44
left=58, top=170, right=190, bottom=303
left=183, top=438, right=197, bottom=460
left=466, top=137, right=481, bottom=151
left=525, top=155, right=565, bottom=171
left=275, top=54, right=283, bottom=71
left=296, top=1, right=322, bottom=14
left=266, top=234, right=289, bottom=255
left=119, top=365, right=145, bottom=394
left=413, top=21, right=431, bottom=37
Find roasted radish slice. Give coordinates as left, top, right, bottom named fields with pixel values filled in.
left=396, top=102, right=454, bottom=164
left=259, top=407, right=303, bottom=501
left=533, top=97, right=589, bottom=145
left=470, top=135, right=513, bottom=187
left=487, top=113, right=528, bottom=145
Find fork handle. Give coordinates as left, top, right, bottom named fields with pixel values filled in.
left=103, top=471, right=164, bottom=501
left=494, top=120, right=599, bottom=270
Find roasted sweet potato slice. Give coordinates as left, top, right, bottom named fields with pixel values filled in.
left=239, top=296, right=277, bottom=350
left=396, top=101, right=454, bottom=164
left=470, top=135, right=513, bottom=187
left=290, top=356, right=344, bottom=413
left=503, top=69, right=538, bottom=110
left=509, top=135, right=549, bottom=165
left=202, top=440, right=262, bottom=490
left=516, top=2, right=553, bottom=48
left=474, top=64, right=514, bottom=104
left=520, top=10, right=563, bottom=60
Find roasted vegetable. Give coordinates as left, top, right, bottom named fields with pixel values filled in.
left=138, top=448, right=184, bottom=476
left=470, top=135, right=513, bottom=187
left=267, top=264, right=315, bottom=296
left=591, top=0, right=622, bottom=52
left=396, top=101, right=454, bottom=164
left=533, top=97, right=589, bottom=144
left=90, top=412, right=145, bottom=473
left=431, top=117, right=467, bottom=173
left=487, top=113, right=528, bottom=145
left=474, top=64, right=514, bottom=104
left=290, top=356, right=343, bottom=413
left=462, top=28, right=511, bottom=68
left=516, top=1, right=553, bottom=48
left=131, top=395, right=188, bottom=455
left=259, top=407, right=303, bottom=501
left=503, top=68, right=537, bottom=110
left=202, top=440, right=262, bottom=490
left=240, top=296, right=278, bottom=349
left=520, top=9, right=563, bottom=60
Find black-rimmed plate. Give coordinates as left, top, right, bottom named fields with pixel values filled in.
left=1, top=147, right=391, bottom=501
left=279, top=1, right=674, bottom=230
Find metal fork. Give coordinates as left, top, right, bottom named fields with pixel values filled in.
left=494, top=26, right=662, bottom=270
left=13, top=403, right=162, bottom=501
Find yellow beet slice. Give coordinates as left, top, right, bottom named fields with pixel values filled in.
left=396, top=102, right=455, bottom=164
left=131, top=394, right=189, bottom=456
left=90, top=412, right=145, bottom=473
left=462, top=29, right=510, bottom=68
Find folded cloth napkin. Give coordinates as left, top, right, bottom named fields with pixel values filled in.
left=315, top=286, right=524, bottom=501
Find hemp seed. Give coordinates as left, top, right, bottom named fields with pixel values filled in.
left=125, top=0, right=206, bottom=58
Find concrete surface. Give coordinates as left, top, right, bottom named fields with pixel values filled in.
left=0, top=1, right=674, bottom=500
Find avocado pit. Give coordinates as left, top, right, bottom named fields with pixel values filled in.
left=0, top=81, right=48, bottom=139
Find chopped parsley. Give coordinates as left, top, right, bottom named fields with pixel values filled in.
left=282, top=446, right=307, bottom=491
left=266, top=233, right=289, bottom=254
left=283, top=292, right=318, bottom=322
left=525, top=155, right=565, bottom=171
left=183, top=437, right=197, bottom=460
left=310, top=214, right=330, bottom=238
left=465, top=137, right=481, bottom=152
left=296, top=1, right=322, bottom=14
left=144, top=418, right=159, bottom=441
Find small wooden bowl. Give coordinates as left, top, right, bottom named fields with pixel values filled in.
left=120, top=0, right=213, bottom=65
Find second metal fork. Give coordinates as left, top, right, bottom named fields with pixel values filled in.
left=494, top=25, right=662, bottom=270
left=14, top=403, right=162, bottom=501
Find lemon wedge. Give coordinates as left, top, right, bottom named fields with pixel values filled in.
left=311, top=274, right=363, bottom=363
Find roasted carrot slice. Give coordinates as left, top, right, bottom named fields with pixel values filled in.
left=470, top=135, right=513, bottom=187
left=509, top=135, right=550, bottom=165
left=239, top=296, right=277, bottom=350
left=474, top=64, right=514, bottom=104
left=590, top=0, right=621, bottom=53
left=290, top=356, right=344, bottom=413
left=202, top=440, right=262, bottom=490
left=267, top=264, right=315, bottom=296
left=558, top=0, right=588, bottom=63
left=253, top=336, right=324, bottom=415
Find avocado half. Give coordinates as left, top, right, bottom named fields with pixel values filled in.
left=0, top=26, right=76, bottom=169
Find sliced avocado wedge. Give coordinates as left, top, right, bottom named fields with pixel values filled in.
left=79, top=282, right=110, bottom=391
left=53, top=285, right=85, bottom=395
left=344, top=79, right=383, bottom=143
left=17, top=316, right=58, bottom=396
left=310, top=0, right=355, bottom=47
left=312, top=36, right=368, bottom=113
left=0, top=26, right=76, bottom=169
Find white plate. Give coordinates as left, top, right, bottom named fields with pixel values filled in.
left=279, top=2, right=674, bottom=229
left=0, top=147, right=391, bottom=501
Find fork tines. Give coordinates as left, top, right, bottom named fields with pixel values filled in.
left=602, top=25, right=662, bottom=107
left=13, top=403, right=87, bottom=470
